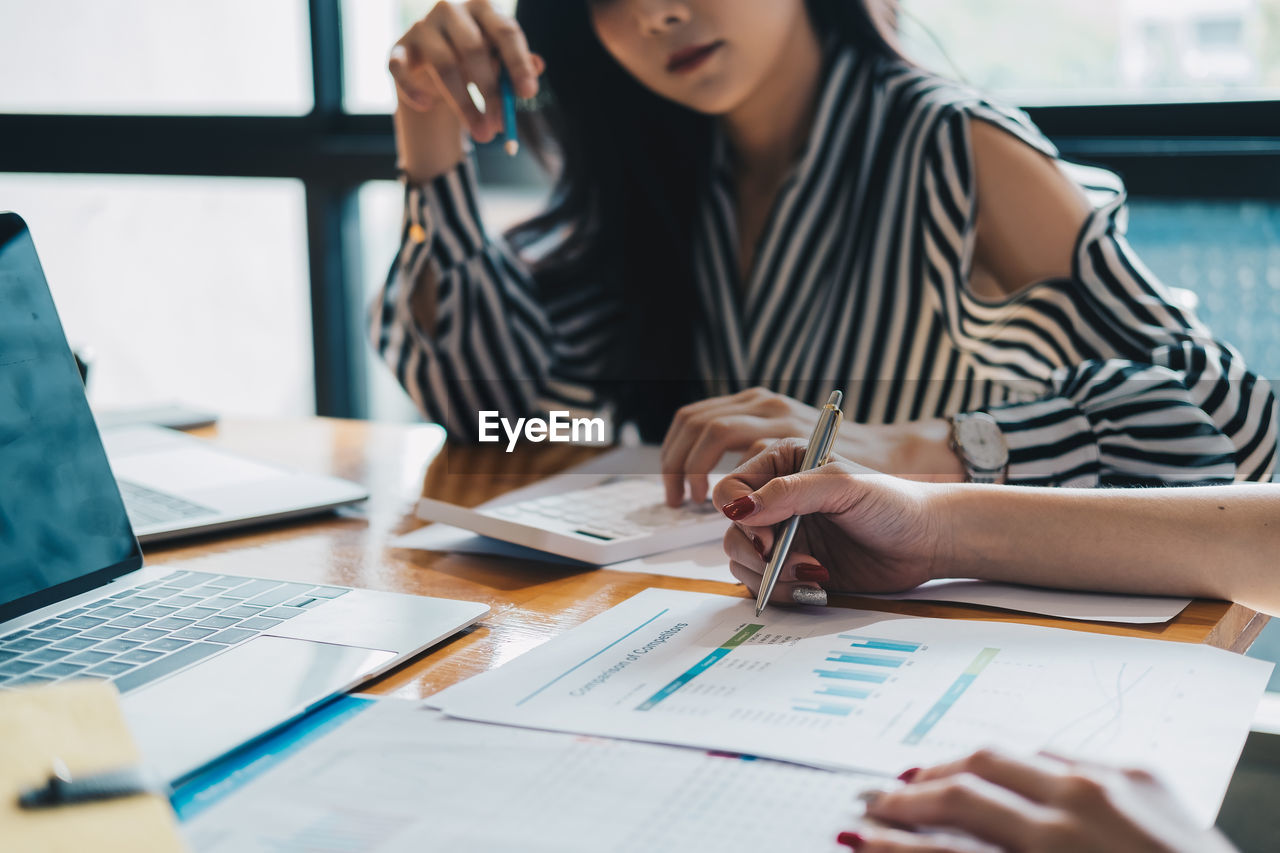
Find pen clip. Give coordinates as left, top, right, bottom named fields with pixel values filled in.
left=821, top=408, right=844, bottom=466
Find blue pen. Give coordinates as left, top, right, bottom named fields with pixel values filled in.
left=499, top=67, right=519, bottom=157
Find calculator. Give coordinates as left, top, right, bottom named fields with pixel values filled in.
left=415, top=477, right=729, bottom=564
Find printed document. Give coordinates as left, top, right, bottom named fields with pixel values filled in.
left=183, top=699, right=884, bottom=853
left=432, top=589, right=1270, bottom=826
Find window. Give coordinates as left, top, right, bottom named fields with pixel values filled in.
left=1126, top=199, right=1280, bottom=383
left=900, top=0, right=1280, bottom=105
left=1196, top=18, right=1247, bottom=51
left=0, top=0, right=312, bottom=115
left=0, top=174, right=314, bottom=417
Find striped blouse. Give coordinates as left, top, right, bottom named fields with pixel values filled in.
left=371, top=46, right=1277, bottom=486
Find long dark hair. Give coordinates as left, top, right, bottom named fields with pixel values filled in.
left=511, top=1, right=901, bottom=441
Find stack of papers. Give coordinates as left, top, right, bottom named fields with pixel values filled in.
left=182, top=699, right=881, bottom=853
left=430, top=588, right=1270, bottom=828
left=180, top=590, right=1270, bottom=851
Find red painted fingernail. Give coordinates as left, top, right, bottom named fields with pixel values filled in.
left=836, top=832, right=865, bottom=850
left=750, top=534, right=766, bottom=557
left=794, top=564, right=829, bottom=583
left=721, top=495, right=758, bottom=520
left=898, top=767, right=920, bottom=782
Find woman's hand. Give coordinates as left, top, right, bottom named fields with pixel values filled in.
left=711, top=438, right=947, bottom=606
left=661, top=387, right=823, bottom=505
left=661, top=387, right=964, bottom=507
left=388, top=0, right=543, bottom=179
left=840, top=749, right=1236, bottom=852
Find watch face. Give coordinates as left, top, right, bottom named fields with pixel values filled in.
left=956, top=415, right=1008, bottom=471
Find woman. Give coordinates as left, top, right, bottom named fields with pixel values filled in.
left=713, top=438, right=1269, bottom=851
left=374, top=0, right=1276, bottom=506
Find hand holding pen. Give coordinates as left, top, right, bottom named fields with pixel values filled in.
left=713, top=431, right=940, bottom=611
left=749, top=391, right=844, bottom=615
left=388, top=0, right=542, bottom=154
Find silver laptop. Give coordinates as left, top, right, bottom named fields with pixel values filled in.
left=0, top=212, right=489, bottom=782
left=102, top=424, right=368, bottom=544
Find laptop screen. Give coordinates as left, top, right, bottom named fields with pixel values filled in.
left=0, top=213, right=142, bottom=620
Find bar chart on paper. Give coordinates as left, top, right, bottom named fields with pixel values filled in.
left=623, top=622, right=1001, bottom=750
left=437, top=589, right=1270, bottom=825
left=622, top=621, right=935, bottom=734
left=801, top=635, right=926, bottom=717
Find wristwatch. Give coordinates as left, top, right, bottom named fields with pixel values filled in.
left=948, top=412, right=1009, bottom=484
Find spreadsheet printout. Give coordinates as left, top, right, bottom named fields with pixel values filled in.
left=182, top=699, right=888, bottom=853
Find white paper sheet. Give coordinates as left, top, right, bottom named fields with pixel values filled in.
left=433, top=589, right=1272, bottom=827
left=182, top=699, right=888, bottom=853
left=607, top=541, right=736, bottom=582
left=864, top=579, right=1191, bottom=624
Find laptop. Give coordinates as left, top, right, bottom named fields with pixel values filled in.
left=102, top=424, right=369, bottom=544
left=0, top=212, right=489, bottom=782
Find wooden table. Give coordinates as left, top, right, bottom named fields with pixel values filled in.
left=151, top=418, right=1267, bottom=701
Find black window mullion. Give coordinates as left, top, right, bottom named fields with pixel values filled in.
left=309, top=0, right=344, bottom=118
left=305, top=0, right=367, bottom=418
left=306, top=184, right=368, bottom=418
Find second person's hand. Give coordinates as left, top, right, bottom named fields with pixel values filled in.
left=660, top=387, right=966, bottom=508
left=712, top=438, right=946, bottom=607
left=661, top=387, right=827, bottom=507
left=843, top=749, right=1236, bottom=853
left=388, top=0, right=543, bottom=145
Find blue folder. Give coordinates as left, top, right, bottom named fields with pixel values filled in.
left=171, top=694, right=377, bottom=822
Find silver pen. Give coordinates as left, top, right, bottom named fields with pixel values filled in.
left=755, top=390, right=844, bottom=617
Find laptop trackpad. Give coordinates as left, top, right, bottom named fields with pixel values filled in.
left=123, top=635, right=395, bottom=783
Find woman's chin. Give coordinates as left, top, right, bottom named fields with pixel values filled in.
left=664, top=89, right=748, bottom=117
left=648, top=74, right=751, bottom=116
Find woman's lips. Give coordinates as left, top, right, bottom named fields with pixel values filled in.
left=666, top=40, right=724, bottom=73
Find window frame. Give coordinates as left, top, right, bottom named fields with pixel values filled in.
left=0, top=0, right=1277, bottom=417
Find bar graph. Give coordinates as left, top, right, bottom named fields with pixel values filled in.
left=526, top=595, right=1003, bottom=747
left=839, top=635, right=922, bottom=653
left=814, top=668, right=888, bottom=683
left=825, top=652, right=905, bottom=667
left=793, top=635, right=924, bottom=716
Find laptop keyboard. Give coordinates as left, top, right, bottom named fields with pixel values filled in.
left=0, top=571, right=349, bottom=692
left=117, top=479, right=217, bottom=528
left=483, top=477, right=717, bottom=542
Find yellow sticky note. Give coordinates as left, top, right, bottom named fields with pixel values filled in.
left=0, top=681, right=185, bottom=853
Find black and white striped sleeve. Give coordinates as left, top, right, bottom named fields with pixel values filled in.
left=368, top=156, right=616, bottom=438
left=922, top=103, right=1278, bottom=486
